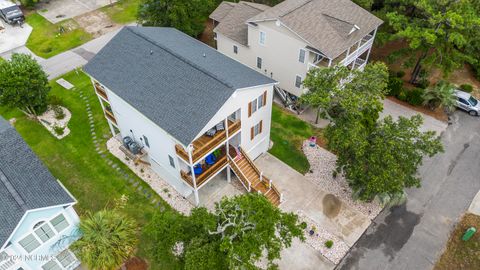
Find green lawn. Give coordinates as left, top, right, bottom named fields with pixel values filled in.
left=0, top=70, right=181, bottom=269
left=269, top=105, right=324, bottom=174
left=25, top=13, right=92, bottom=58
left=101, top=0, right=141, bottom=24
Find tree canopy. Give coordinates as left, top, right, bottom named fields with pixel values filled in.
left=144, top=193, right=305, bottom=269
left=0, top=53, right=50, bottom=116
left=385, top=0, right=480, bottom=83
left=138, top=0, right=215, bottom=37
left=303, top=63, right=443, bottom=202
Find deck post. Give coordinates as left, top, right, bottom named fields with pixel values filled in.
left=260, top=171, right=263, bottom=181
left=227, top=165, right=231, bottom=183
left=188, top=144, right=200, bottom=206
left=269, top=179, right=272, bottom=189
left=280, top=193, right=284, bottom=203
left=225, top=118, right=231, bottom=183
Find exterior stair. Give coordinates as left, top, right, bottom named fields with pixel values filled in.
left=228, top=147, right=282, bottom=206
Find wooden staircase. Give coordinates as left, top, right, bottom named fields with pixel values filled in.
left=228, top=147, right=282, bottom=206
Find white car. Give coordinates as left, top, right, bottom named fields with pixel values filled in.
left=453, top=90, right=480, bottom=116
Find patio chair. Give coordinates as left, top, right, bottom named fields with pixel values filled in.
left=194, top=164, right=203, bottom=175
left=205, top=153, right=216, bottom=165
left=205, top=128, right=216, bottom=137
left=215, top=122, right=225, bottom=131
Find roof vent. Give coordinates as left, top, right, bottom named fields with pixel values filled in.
left=203, top=53, right=206, bottom=57
left=150, top=50, right=153, bottom=55
left=349, top=25, right=360, bottom=35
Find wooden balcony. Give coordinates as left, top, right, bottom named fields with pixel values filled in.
left=105, top=109, right=117, bottom=125
left=176, top=119, right=241, bottom=163
left=180, top=155, right=228, bottom=188
left=94, top=83, right=108, bottom=101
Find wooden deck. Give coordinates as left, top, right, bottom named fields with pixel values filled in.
left=180, top=152, right=228, bottom=188
left=105, top=109, right=117, bottom=125
left=94, top=83, right=108, bottom=101
left=176, top=119, right=241, bottom=163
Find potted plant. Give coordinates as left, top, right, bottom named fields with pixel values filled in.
left=309, top=225, right=316, bottom=236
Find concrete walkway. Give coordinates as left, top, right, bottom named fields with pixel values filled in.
left=37, top=0, right=118, bottom=23
left=337, top=111, right=480, bottom=270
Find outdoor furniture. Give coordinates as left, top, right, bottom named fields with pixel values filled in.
left=205, top=128, right=216, bottom=137
left=215, top=122, right=225, bottom=131
left=205, top=153, right=216, bottom=165
left=194, top=164, right=203, bottom=175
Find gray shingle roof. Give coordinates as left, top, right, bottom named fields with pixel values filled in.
left=212, top=1, right=270, bottom=46
left=0, top=117, right=75, bottom=247
left=84, top=26, right=276, bottom=146
left=247, top=0, right=383, bottom=59
left=209, top=1, right=237, bottom=22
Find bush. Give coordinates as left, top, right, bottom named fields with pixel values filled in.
left=405, top=88, right=425, bottom=106
left=387, top=77, right=403, bottom=97
left=53, top=105, right=65, bottom=120
left=460, top=84, right=473, bottom=93
left=396, top=71, right=406, bottom=78
left=397, top=90, right=407, bottom=101
left=53, top=125, right=64, bottom=135
left=48, top=95, right=64, bottom=106
left=325, top=240, right=334, bottom=249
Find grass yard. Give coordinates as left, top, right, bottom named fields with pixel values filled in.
left=101, top=0, right=141, bottom=24
left=25, top=13, right=92, bottom=58
left=435, top=213, right=480, bottom=270
left=0, top=70, right=182, bottom=269
left=269, top=104, right=324, bottom=174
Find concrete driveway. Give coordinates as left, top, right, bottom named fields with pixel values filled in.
left=0, top=23, right=32, bottom=54
left=37, top=0, right=118, bottom=23
left=381, top=99, right=448, bottom=135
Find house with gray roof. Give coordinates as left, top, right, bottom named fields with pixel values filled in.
left=0, top=117, right=80, bottom=270
left=210, top=0, right=383, bottom=109
left=84, top=26, right=283, bottom=206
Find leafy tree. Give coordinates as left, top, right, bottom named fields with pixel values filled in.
left=352, top=0, right=373, bottom=10
left=138, top=0, right=215, bottom=37
left=144, top=193, right=305, bottom=269
left=0, top=53, right=50, bottom=116
left=386, top=0, right=480, bottom=83
left=327, top=115, right=443, bottom=201
left=71, top=208, right=138, bottom=270
left=422, top=80, right=456, bottom=112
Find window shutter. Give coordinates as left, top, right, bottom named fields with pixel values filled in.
left=262, top=91, right=267, bottom=106
left=250, top=127, right=254, bottom=140
left=259, top=120, right=263, bottom=134
left=248, top=101, right=252, bottom=117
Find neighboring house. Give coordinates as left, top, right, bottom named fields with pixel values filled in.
left=0, top=117, right=80, bottom=270
left=210, top=0, right=383, bottom=107
left=84, top=26, right=282, bottom=206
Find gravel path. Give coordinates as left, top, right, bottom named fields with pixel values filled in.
left=302, top=141, right=382, bottom=220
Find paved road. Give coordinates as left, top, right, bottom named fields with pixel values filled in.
left=337, top=111, right=480, bottom=270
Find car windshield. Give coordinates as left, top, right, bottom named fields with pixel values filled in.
left=2, top=6, right=19, bottom=14
left=469, top=96, right=478, bottom=106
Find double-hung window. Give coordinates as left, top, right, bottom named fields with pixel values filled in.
left=295, top=75, right=302, bottom=88
left=256, top=57, right=262, bottom=69
left=35, top=223, right=55, bottom=243
left=19, top=234, right=41, bottom=253
left=259, top=31, right=266, bottom=45
left=298, top=49, right=306, bottom=63
left=51, top=214, right=69, bottom=233
left=248, top=91, right=267, bottom=117
left=251, top=121, right=263, bottom=140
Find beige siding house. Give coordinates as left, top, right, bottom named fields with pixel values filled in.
left=210, top=0, right=383, bottom=108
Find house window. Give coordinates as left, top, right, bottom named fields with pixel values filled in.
left=298, top=49, right=306, bottom=63
left=256, top=57, right=262, bottom=69
left=169, top=155, right=175, bottom=168
left=257, top=91, right=267, bottom=109
left=35, top=223, right=55, bottom=243
left=250, top=121, right=263, bottom=140
left=233, top=45, right=238, bottom=54
left=143, top=135, right=150, bottom=148
left=250, top=98, right=257, bottom=116
left=51, top=214, right=69, bottom=233
left=19, top=234, right=41, bottom=253
left=259, top=31, right=266, bottom=45
left=295, top=75, right=302, bottom=88
left=42, top=260, right=62, bottom=270
left=56, top=250, right=76, bottom=268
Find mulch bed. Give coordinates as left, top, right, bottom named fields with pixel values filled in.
left=386, top=96, right=448, bottom=122
left=124, top=257, right=148, bottom=270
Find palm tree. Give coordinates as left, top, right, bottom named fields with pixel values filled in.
left=71, top=209, right=138, bottom=270
left=422, top=81, right=456, bottom=113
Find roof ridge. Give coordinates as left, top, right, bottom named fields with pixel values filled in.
left=239, top=1, right=269, bottom=11
left=279, top=0, right=313, bottom=18
left=124, top=27, right=235, bottom=89
left=322, top=13, right=355, bottom=27
left=0, top=167, right=28, bottom=212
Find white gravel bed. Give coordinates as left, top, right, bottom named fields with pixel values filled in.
left=37, top=106, right=71, bottom=139
left=303, top=141, right=382, bottom=220
left=107, top=137, right=193, bottom=215
left=297, top=211, right=350, bottom=265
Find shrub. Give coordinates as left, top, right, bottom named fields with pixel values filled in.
left=52, top=105, right=65, bottom=120
left=416, top=69, right=430, bottom=89
left=405, top=88, right=425, bottom=106
left=460, top=84, right=473, bottom=93
left=325, top=240, right=334, bottom=249
left=53, top=125, right=64, bottom=135
left=396, top=70, right=406, bottom=78
left=397, top=90, right=407, bottom=101
left=387, top=77, right=403, bottom=96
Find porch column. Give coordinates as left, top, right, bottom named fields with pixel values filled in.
left=188, top=145, right=200, bottom=206
left=225, top=118, right=231, bottom=183
left=364, top=45, right=373, bottom=64
left=227, top=166, right=231, bottom=183
left=327, top=58, right=332, bottom=68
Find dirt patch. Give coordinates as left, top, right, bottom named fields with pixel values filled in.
left=74, top=10, right=120, bottom=38
left=125, top=257, right=148, bottom=270
left=386, top=96, right=448, bottom=122
left=435, top=213, right=480, bottom=270
left=322, top=194, right=342, bottom=218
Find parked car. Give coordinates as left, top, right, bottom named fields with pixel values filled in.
left=0, top=0, right=24, bottom=25
left=453, top=90, right=480, bottom=116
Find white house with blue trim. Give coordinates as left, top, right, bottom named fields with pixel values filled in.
left=0, top=117, right=81, bottom=270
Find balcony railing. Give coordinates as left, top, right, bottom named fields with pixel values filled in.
left=94, top=83, right=108, bottom=101
left=176, top=119, right=241, bottom=164
left=180, top=155, right=228, bottom=188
